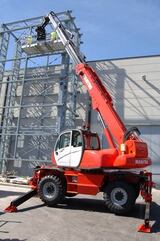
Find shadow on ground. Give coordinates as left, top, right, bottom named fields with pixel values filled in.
left=59, top=197, right=146, bottom=217
left=150, top=202, right=160, bottom=233
left=18, top=196, right=160, bottom=232
left=18, top=204, right=45, bottom=212
left=60, top=199, right=160, bottom=233
left=2, top=189, right=160, bottom=233
left=0, top=190, right=27, bottom=198
left=0, top=239, right=27, bottom=241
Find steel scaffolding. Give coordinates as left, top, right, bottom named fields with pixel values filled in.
left=0, top=11, right=82, bottom=176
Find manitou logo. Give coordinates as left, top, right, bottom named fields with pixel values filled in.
left=135, top=159, right=148, bottom=165
left=83, top=74, right=93, bottom=90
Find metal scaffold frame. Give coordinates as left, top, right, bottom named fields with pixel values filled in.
left=0, top=11, right=82, bottom=176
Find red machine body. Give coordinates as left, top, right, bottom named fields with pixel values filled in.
left=51, top=141, right=151, bottom=169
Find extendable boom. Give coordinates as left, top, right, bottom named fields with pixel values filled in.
left=76, top=63, right=126, bottom=144
left=46, top=12, right=127, bottom=144
left=48, top=12, right=85, bottom=65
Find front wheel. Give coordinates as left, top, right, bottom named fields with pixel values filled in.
left=38, top=175, right=65, bottom=206
left=103, top=181, right=136, bottom=215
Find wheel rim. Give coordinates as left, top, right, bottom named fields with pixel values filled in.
left=43, top=182, right=56, bottom=199
left=110, top=187, right=128, bottom=206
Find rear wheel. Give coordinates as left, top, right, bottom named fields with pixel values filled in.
left=38, top=175, right=65, bottom=206
left=103, top=181, right=136, bottom=215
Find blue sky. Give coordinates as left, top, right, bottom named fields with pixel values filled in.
left=0, top=0, right=160, bottom=61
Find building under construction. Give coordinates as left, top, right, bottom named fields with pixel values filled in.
left=0, top=11, right=160, bottom=182
left=0, top=11, right=89, bottom=176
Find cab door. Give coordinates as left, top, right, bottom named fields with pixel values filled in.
left=54, top=131, right=71, bottom=167
left=70, top=130, right=83, bottom=167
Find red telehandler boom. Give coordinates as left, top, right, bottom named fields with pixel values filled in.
left=5, top=11, right=153, bottom=233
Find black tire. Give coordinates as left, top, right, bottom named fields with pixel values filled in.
left=38, top=175, right=65, bottom=206
left=103, top=181, right=136, bottom=215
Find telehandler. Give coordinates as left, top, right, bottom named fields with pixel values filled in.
left=5, top=11, right=153, bottom=233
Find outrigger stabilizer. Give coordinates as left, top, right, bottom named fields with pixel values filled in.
left=137, top=172, right=153, bottom=233
left=5, top=189, right=37, bottom=213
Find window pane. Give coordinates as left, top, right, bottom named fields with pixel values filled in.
left=59, top=132, right=71, bottom=149
left=90, top=136, right=99, bottom=150
left=72, top=131, right=82, bottom=147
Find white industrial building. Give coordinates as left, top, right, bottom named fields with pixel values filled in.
left=90, top=56, right=160, bottom=184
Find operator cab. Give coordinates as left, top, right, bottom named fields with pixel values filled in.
left=53, top=129, right=100, bottom=167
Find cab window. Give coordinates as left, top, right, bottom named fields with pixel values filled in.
left=72, top=130, right=83, bottom=147
left=55, top=132, right=71, bottom=150
left=83, top=133, right=100, bottom=150
left=90, top=135, right=100, bottom=150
